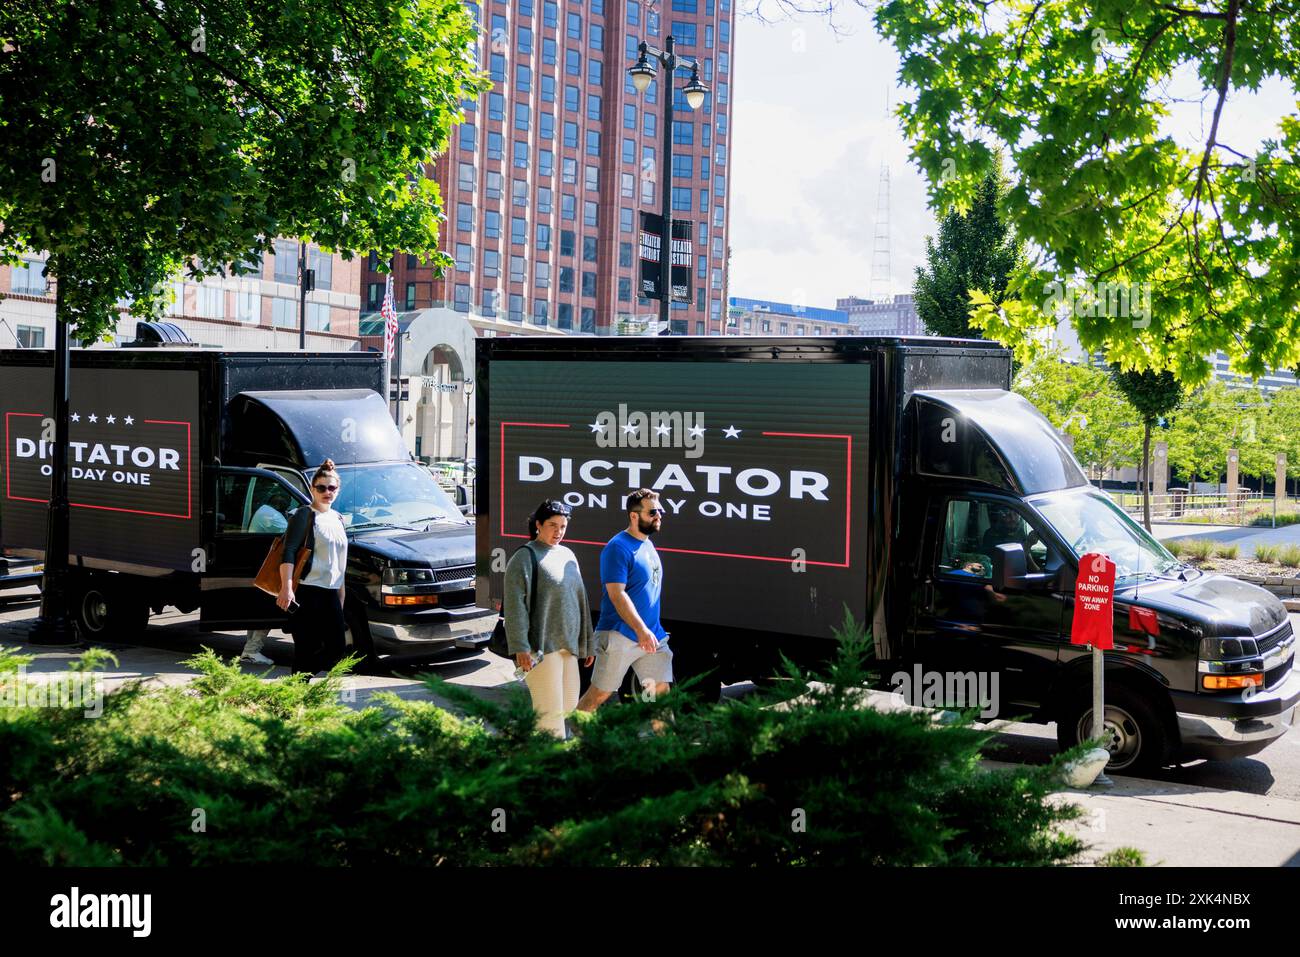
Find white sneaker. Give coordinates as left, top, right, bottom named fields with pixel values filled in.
left=241, top=652, right=274, bottom=666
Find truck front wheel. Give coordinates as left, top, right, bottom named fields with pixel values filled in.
left=343, top=605, right=379, bottom=673
left=1056, top=684, right=1169, bottom=776
left=74, top=580, right=149, bottom=642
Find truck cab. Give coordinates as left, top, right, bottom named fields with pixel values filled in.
left=899, top=388, right=1299, bottom=773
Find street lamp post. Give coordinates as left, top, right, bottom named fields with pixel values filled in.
left=629, top=37, right=708, bottom=334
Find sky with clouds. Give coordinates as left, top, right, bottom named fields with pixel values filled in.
left=728, top=8, right=1297, bottom=314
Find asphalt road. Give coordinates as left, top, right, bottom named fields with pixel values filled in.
left=2, top=584, right=1299, bottom=800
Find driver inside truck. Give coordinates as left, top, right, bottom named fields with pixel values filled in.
left=981, top=505, right=1043, bottom=573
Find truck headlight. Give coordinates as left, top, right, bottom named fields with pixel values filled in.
left=1198, top=637, right=1259, bottom=660
left=382, top=566, right=435, bottom=586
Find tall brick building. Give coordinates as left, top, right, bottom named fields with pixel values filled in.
left=361, top=0, right=736, bottom=335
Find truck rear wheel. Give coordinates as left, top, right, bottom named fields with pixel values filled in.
left=1056, top=684, right=1168, bottom=775
left=74, top=580, right=149, bottom=642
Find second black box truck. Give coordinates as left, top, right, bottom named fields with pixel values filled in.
left=477, top=336, right=1299, bottom=772
left=0, top=349, right=496, bottom=662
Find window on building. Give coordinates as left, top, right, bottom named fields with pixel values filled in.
left=562, top=157, right=577, bottom=184
left=535, top=262, right=551, bottom=287
left=704, top=57, right=713, bottom=82
left=697, top=255, right=706, bottom=279
left=511, top=216, right=527, bottom=244
left=671, top=21, right=696, bottom=45
left=628, top=0, right=640, bottom=24
left=271, top=297, right=296, bottom=328
left=543, top=36, right=556, bottom=64
left=490, top=53, right=506, bottom=82
left=560, top=266, right=575, bottom=292
left=586, top=129, right=600, bottom=156
left=565, top=84, right=579, bottom=111
left=713, top=204, right=724, bottom=228
left=455, top=284, right=471, bottom=312
left=544, top=0, right=557, bottom=27
left=486, top=170, right=503, bottom=199
left=562, top=194, right=576, bottom=220
left=714, top=172, right=725, bottom=197
left=399, top=283, right=413, bottom=311
left=583, top=200, right=597, bottom=226
left=538, top=186, right=553, bottom=213
left=540, top=111, right=554, bottom=140
left=721, top=20, right=730, bottom=43
left=645, top=77, right=657, bottom=104
left=558, top=303, right=573, bottom=329
left=719, top=51, right=729, bottom=74
left=458, top=162, right=475, bottom=192
left=671, top=186, right=691, bottom=211
left=623, top=104, right=636, bottom=130
left=640, top=176, right=654, bottom=205
left=518, top=26, right=533, bottom=54
left=620, top=171, right=634, bottom=197
left=542, top=74, right=556, bottom=102
left=672, top=154, right=693, bottom=179
left=712, top=235, right=723, bottom=258
left=539, top=150, right=553, bottom=176
left=534, top=299, right=549, bottom=325
left=618, top=276, right=631, bottom=302
left=516, top=64, right=532, bottom=92
left=563, top=120, right=578, bottom=148
left=366, top=282, right=383, bottom=310
left=712, top=267, right=722, bottom=289
left=484, top=250, right=500, bottom=277
left=620, top=207, right=633, bottom=233
left=581, top=307, right=595, bottom=332
left=509, top=294, right=525, bottom=322
left=625, top=33, right=639, bottom=62
left=15, top=324, right=45, bottom=347
left=196, top=284, right=224, bottom=319
left=488, top=131, right=503, bottom=159
left=585, top=165, right=599, bottom=191
left=717, top=113, right=728, bottom=135
left=513, top=140, right=528, bottom=167
left=566, top=47, right=581, bottom=76
left=485, top=210, right=501, bottom=238
left=591, top=24, right=603, bottom=50
left=582, top=235, right=598, bottom=262
left=561, top=229, right=576, bottom=256
left=699, top=188, right=707, bottom=212
left=514, top=102, right=530, bottom=131
left=510, top=256, right=526, bottom=282
left=643, top=112, right=656, bottom=137
left=698, top=221, right=707, bottom=245
left=457, top=203, right=474, bottom=231
left=622, top=137, right=635, bottom=163
left=581, top=271, right=596, bottom=297
left=567, top=11, right=582, bottom=39
left=536, top=224, right=554, bottom=253
left=702, top=121, right=711, bottom=147
left=588, top=93, right=602, bottom=121
left=672, top=120, right=693, bottom=145
left=647, top=7, right=659, bottom=34
left=589, top=59, right=603, bottom=85
left=619, top=241, right=633, bottom=267
left=512, top=179, right=527, bottom=207
left=309, top=247, right=333, bottom=290
left=273, top=240, right=298, bottom=283
left=482, top=289, right=498, bottom=316
left=455, top=243, right=473, bottom=272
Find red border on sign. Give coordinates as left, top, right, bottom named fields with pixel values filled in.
left=4, top=412, right=194, bottom=520
left=498, top=422, right=853, bottom=567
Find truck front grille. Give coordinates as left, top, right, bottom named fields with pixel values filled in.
left=1258, top=620, right=1293, bottom=655
left=433, top=564, right=474, bottom=585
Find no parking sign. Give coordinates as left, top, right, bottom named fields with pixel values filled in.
left=1071, top=552, right=1115, bottom=650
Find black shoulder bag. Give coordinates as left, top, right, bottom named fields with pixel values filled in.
left=487, top=545, right=539, bottom=660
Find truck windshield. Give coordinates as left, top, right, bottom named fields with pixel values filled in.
left=328, top=463, right=467, bottom=529
left=1032, top=488, right=1181, bottom=582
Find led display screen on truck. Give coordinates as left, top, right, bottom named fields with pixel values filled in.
left=1, top=366, right=201, bottom=572
left=487, top=359, right=871, bottom=639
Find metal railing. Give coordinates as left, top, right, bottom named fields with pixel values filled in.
left=1108, top=489, right=1298, bottom=526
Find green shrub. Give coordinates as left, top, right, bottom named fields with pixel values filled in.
left=0, top=619, right=1087, bottom=867
left=1165, top=539, right=1187, bottom=557
left=1181, top=539, right=1215, bottom=561
left=1213, top=543, right=1239, bottom=559
left=1254, top=543, right=1280, bottom=564
left=1097, top=847, right=1147, bottom=867
left=1278, top=544, right=1300, bottom=568
left=1251, top=512, right=1300, bottom=527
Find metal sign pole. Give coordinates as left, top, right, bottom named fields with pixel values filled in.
left=1092, top=644, right=1113, bottom=786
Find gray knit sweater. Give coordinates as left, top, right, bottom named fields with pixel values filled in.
left=503, top=541, right=595, bottom=657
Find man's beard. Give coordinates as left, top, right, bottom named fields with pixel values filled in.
left=637, top=517, right=659, bottom=536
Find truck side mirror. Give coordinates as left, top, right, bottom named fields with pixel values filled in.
left=992, top=543, right=1027, bottom=591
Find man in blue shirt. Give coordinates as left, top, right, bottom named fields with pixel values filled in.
left=577, top=488, right=672, bottom=711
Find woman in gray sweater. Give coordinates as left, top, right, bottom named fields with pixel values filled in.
left=504, top=500, right=595, bottom=738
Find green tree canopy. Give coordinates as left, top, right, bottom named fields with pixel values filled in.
left=913, top=167, right=1023, bottom=339
left=0, top=0, right=485, bottom=341
left=876, top=0, right=1300, bottom=383
left=1166, top=380, right=1268, bottom=483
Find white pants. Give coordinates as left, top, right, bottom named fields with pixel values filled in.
left=524, top=650, right=580, bottom=738
left=241, top=629, right=270, bottom=656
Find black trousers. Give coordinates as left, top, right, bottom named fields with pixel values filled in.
left=289, top=584, right=346, bottom=675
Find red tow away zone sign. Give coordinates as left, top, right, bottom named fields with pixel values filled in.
left=1071, top=552, right=1115, bottom=650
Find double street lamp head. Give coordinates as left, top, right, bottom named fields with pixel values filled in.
left=627, top=40, right=709, bottom=109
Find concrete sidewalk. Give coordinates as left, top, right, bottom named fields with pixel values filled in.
left=985, top=760, right=1300, bottom=866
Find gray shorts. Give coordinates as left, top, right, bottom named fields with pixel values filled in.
left=591, top=629, right=673, bottom=693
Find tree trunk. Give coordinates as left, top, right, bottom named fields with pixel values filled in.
left=1142, top=419, right=1152, bottom=532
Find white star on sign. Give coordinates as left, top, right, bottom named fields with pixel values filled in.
left=70, top=413, right=80, bottom=423
left=106, top=414, right=116, bottom=424
left=723, top=425, right=741, bottom=438
left=655, top=424, right=671, bottom=437
left=622, top=423, right=639, bottom=435
left=589, top=421, right=606, bottom=433
left=88, top=414, right=98, bottom=423
left=688, top=425, right=705, bottom=438
left=124, top=416, right=134, bottom=425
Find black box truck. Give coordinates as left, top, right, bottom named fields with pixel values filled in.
left=476, top=335, right=1299, bottom=772
left=0, top=349, right=495, bottom=661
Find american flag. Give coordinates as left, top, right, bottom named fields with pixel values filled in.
left=380, top=274, right=398, bottom=359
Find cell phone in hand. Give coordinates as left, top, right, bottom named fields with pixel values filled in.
left=288, top=599, right=300, bottom=612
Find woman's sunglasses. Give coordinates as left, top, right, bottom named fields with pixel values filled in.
left=314, top=484, right=339, bottom=493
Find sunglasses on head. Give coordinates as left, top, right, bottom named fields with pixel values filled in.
left=541, top=501, right=572, bottom=517
left=314, top=484, right=339, bottom=493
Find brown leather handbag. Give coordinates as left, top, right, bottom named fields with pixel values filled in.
left=253, top=512, right=314, bottom=596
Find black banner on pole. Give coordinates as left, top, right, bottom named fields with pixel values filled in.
left=638, top=212, right=693, bottom=303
